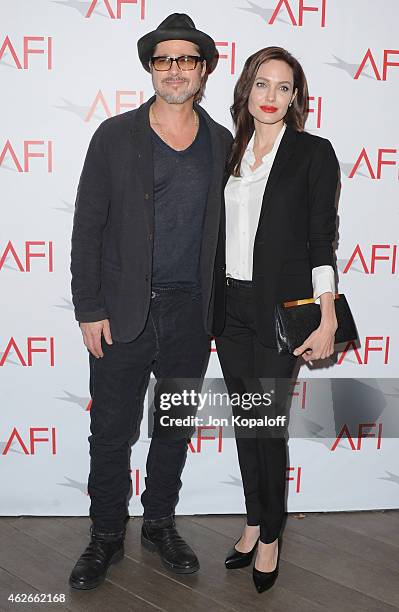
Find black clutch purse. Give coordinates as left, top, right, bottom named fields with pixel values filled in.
left=275, top=293, right=358, bottom=354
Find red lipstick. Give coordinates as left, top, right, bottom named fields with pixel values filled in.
left=260, top=105, right=278, bottom=113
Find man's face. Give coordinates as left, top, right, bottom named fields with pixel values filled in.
left=150, top=39, right=206, bottom=104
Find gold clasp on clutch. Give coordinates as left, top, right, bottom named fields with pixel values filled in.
left=283, top=294, right=340, bottom=308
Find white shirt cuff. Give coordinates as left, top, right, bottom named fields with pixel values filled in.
left=312, top=265, right=335, bottom=304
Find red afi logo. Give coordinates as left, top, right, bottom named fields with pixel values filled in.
left=86, top=0, right=145, bottom=19
left=290, top=380, right=308, bottom=410
left=0, top=338, right=55, bottom=367
left=129, top=468, right=141, bottom=495
left=354, top=49, right=399, bottom=80
left=287, top=466, right=302, bottom=493
left=349, top=148, right=397, bottom=179
left=215, top=41, right=236, bottom=75
left=85, top=90, right=146, bottom=121
left=307, top=96, right=322, bottom=128
left=2, top=427, right=57, bottom=455
left=337, top=338, right=390, bottom=366
left=0, top=241, right=54, bottom=272
left=0, top=36, right=53, bottom=69
left=343, top=244, right=397, bottom=275
left=269, top=0, right=326, bottom=27
left=0, top=141, right=53, bottom=172
left=331, top=423, right=383, bottom=451
left=188, top=426, right=223, bottom=453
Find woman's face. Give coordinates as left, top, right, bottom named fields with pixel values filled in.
left=248, top=59, right=297, bottom=125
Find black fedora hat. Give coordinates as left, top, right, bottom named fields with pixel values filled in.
left=137, top=13, right=217, bottom=73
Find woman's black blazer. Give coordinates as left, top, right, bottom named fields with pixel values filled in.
left=212, top=123, right=340, bottom=348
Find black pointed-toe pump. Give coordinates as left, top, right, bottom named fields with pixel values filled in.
left=252, top=540, right=280, bottom=593
left=225, top=536, right=259, bottom=569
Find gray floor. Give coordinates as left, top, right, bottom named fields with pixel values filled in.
left=1, top=511, right=399, bottom=611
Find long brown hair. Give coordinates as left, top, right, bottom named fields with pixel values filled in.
left=227, top=46, right=309, bottom=177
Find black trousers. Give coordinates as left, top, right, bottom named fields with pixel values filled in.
left=215, top=278, right=298, bottom=544
left=87, top=286, right=210, bottom=532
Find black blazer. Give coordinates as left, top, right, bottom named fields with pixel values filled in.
left=213, top=124, right=340, bottom=348
left=70, top=95, right=233, bottom=341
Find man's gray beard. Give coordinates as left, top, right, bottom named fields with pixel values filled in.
left=153, top=81, right=201, bottom=104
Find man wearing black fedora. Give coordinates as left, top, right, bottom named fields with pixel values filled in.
left=69, top=13, right=232, bottom=589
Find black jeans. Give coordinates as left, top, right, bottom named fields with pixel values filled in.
left=87, top=286, right=210, bottom=532
left=215, top=278, right=298, bottom=544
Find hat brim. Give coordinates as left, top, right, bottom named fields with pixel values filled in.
left=137, top=27, right=217, bottom=73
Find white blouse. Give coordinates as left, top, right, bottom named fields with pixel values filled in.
left=225, top=123, right=335, bottom=304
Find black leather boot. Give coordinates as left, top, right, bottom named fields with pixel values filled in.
left=141, top=516, right=199, bottom=574
left=69, top=525, right=125, bottom=590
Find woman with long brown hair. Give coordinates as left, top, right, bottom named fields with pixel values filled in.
left=215, top=47, right=340, bottom=592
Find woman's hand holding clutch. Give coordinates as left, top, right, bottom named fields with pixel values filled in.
left=293, top=292, right=338, bottom=363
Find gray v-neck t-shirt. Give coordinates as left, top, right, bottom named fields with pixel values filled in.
left=150, top=113, right=212, bottom=289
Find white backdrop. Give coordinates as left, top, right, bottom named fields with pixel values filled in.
left=1, top=0, right=398, bottom=516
